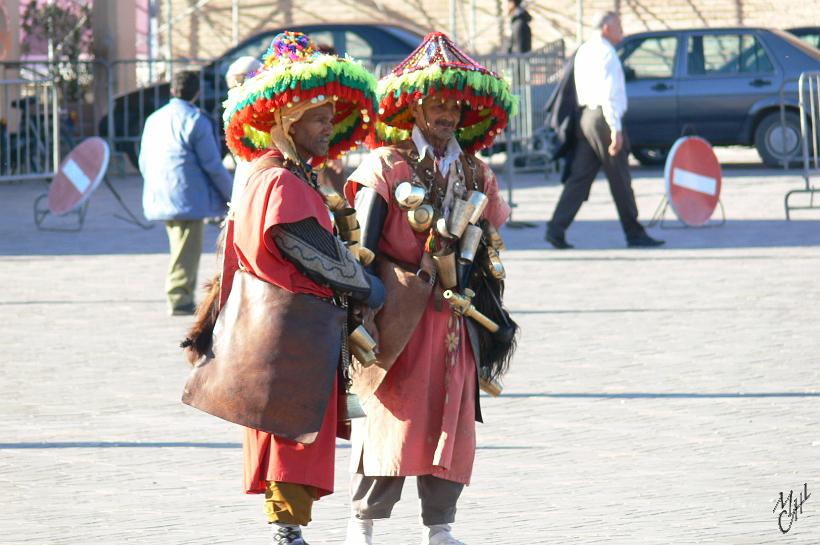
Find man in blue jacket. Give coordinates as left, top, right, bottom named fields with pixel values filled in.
left=139, top=70, right=232, bottom=315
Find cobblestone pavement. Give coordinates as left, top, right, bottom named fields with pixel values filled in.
left=1, top=150, right=818, bottom=544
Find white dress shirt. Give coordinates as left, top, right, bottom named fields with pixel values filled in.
left=573, top=33, right=628, bottom=132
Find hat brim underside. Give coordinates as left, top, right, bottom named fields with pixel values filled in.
left=372, top=65, right=518, bottom=154
left=223, top=55, right=377, bottom=163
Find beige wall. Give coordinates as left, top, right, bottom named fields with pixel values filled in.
left=157, top=0, right=819, bottom=58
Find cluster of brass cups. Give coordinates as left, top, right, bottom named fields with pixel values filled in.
left=395, top=182, right=434, bottom=233
left=333, top=207, right=375, bottom=267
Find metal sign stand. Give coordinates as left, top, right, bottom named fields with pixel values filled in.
left=104, top=176, right=154, bottom=229
left=648, top=196, right=726, bottom=229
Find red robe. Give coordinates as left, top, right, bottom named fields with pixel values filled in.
left=231, top=150, right=338, bottom=497
left=345, top=145, right=510, bottom=485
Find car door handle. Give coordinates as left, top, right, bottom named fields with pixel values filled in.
left=750, top=78, right=772, bottom=87
left=651, top=82, right=673, bottom=91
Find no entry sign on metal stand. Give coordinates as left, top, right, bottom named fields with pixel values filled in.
left=47, top=137, right=110, bottom=215
left=664, top=136, right=722, bottom=227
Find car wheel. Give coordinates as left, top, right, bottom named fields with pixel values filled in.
left=754, top=111, right=802, bottom=168
left=632, top=146, right=670, bottom=166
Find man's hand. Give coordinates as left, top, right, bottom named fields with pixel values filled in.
left=608, top=130, right=623, bottom=156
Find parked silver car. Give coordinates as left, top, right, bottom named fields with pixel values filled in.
left=617, top=28, right=820, bottom=166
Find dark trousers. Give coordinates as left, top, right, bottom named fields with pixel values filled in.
left=548, top=107, right=645, bottom=240
left=349, top=473, right=464, bottom=526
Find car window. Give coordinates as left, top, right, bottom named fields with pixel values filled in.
left=307, top=31, right=335, bottom=52
left=345, top=31, right=373, bottom=60
left=620, top=36, right=677, bottom=80
left=687, top=34, right=773, bottom=76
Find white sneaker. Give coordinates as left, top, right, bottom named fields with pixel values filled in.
left=422, top=524, right=466, bottom=545
left=345, top=516, right=374, bottom=545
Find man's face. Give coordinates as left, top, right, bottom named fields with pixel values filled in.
left=603, top=16, right=624, bottom=45
left=289, top=103, right=334, bottom=159
left=412, top=96, right=461, bottom=146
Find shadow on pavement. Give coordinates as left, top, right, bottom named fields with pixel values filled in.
left=501, top=219, right=820, bottom=251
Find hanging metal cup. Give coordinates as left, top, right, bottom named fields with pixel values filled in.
left=349, top=324, right=377, bottom=367
left=446, top=199, right=475, bottom=239
left=465, top=191, right=488, bottom=224
left=395, top=182, right=426, bottom=210
left=358, top=247, right=375, bottom=267
left=435, top=217, right=453, bottom=238
left=433, top=248, right=458, bottom=289
left=319, top=186, right=348, bottom=211
left=459, top=224, right=483, bottom=263
left=407, top=204, right=435, bottom=232
left=344, top=226, right=361, bottom=243
left=346, top=240, right=361, bottom=260
left=334, top=208, right=359, bottom=231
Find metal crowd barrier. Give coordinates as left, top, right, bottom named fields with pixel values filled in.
left=1, top=46, right=565, bottom=183
left=784, top=71, right=820, bottom=219
left=0, top=77, right=59, bottom=182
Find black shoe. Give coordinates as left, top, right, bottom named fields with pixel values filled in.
left=545, top=231, right=574, bottom=249
left=627, top=233, right=665, bottom=248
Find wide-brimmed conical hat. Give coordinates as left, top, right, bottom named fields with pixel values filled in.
left=373, top=32, right=518, bottom=153
left=223, top=31, right=377, bottom=164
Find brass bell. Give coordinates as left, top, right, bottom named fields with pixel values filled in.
left=479, top=375, right=503, bottom=397
left=483, top=222, right=506, bottom=251
left=407, top=204, right=435, bottom=232
left=349, top=325, right=377, bottom=367
left=342, top=391, right=367, bottom=419
left=334, top=208, right=359, bottom=231
left=358, top=247, right=375, bottom=267
left=459, top=224, right=483, bottom=263
left=486, top=246, right=506, bottom=280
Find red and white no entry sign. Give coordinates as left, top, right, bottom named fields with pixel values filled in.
left=663, top=136, right=722, bottom=227
left=47, top=137, right=110, bottom=215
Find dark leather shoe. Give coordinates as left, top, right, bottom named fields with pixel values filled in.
left=545, top=231, right=574, bottom=249
left=627, top=233, right=665, bottom=248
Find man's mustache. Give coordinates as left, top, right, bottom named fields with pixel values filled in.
left=433, top=121, right=456, bottom=130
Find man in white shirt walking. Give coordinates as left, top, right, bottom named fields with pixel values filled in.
left=546, top=11, right=664, bottom=249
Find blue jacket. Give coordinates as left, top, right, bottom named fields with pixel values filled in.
left=139, top=98, right=233, bottom=220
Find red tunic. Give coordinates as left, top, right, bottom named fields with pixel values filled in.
left=232, top=150, right=338, bottom=497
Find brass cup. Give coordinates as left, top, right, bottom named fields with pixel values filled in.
left=486, top=246, right=506, bottom=280
left=479, top=376, right=503, bottom=397
left=459, top=224, right=483, bottom=263
left=319, top=185, right=348, bottom=211
left=349, top=324, right=377, bottom=352
left=395, top=182, right=426, bottom=211
left=359, top=247, right=375, bottom=267
left=435, top=217, right=452, bottom=238
left=343, top=226, right=361, bottom=244
left=407, top=204, right=435, bottom=232
left=334, top=208, right=359, bottom=231
left=346, top=240, right=361, bottom=260
left=433, top=248, right=458, bottom=289
left=446, top=199, right=475, bottom=239
left=351, top=344, right=377, bottom=367
left=483, top=222, right=506, bottom=251
left=466, top=191, right=489, bottom=224
left=342, top=391, right=367, bottom=419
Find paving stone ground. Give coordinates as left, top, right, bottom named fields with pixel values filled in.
left=1, top=149, right=819, bottom=544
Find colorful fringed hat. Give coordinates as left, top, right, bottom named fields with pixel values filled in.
left=223, top=31, right=378, bottom=164
left=373, top=32, right=518, bottom=154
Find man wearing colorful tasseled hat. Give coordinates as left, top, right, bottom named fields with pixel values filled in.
left=183, top=32, right=383, bottom=545
left=343, top=32, right=520, bottom=545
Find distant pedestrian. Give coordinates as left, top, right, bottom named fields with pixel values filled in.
left=225, top=56, right=263, bottom=207
left=507, top=0, right=532, bottom=54
left=545, top=11, right=664, bottom=249
left=139, top=70, right=232, bottom=315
